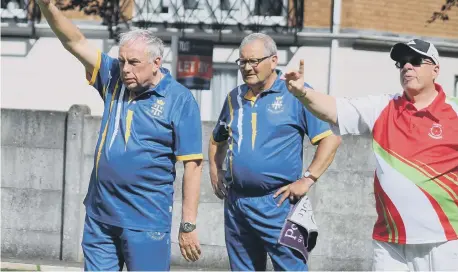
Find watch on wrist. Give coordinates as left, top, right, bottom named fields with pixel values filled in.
left=303, top=170, right=318, bottom=182
left=180, top=222, right=196, bottom=233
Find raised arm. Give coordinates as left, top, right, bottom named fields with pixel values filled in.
left=283, top=60, right=338, bottom=125
left=36, top=0, right=98, bottom=75
left=283, top=60, right=394, bottom=135
left=297, top=90, right=338, bottom=125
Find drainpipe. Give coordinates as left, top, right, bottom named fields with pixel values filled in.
left=171, top=35, right=179, bottom=78
left=328, top=0, right=341, bottom=95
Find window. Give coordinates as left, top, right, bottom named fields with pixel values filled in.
left=183, top=0, right=199, bottom=9
left=190, top=67, right=239, bottom=121
left=1, top=0, right=27, bottom=20
left=254, top=0, right=283, bottom=16
left=132, top=0, right=171, bottom=23
left=222, top=0, right=288, bottom=26
left=220, top=0, right=235, bottom=11
left=250, top=0, right=288, bottom=25
left=173, top=0, right=210, bottom=24
left=210, top=68, right=239, bottom=121
left=211, top=0, right=240, bottom=24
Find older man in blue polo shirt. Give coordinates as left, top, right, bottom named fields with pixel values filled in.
left=208, top=33, right=341, bottom=271
left=36, top=0, right=203, bottom=270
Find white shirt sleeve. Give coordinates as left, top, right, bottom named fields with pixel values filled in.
left=330, top=94, right=399, bottom=136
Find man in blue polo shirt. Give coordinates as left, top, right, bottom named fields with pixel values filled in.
left=208, top=33, right=341, bottom=271
left=36, top=0, right=203, bottom=270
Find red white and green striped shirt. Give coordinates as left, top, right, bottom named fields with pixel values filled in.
left=332, top=83, right=458, bottom=244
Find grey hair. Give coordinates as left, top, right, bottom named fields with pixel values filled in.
left=239, top=33, right=277, bottom=56
left=118, top=29, right=164, bottom=62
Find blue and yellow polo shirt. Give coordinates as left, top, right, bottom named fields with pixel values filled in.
left=83, top=52, right=203, bottom=231
left=212, top=71, right=332, bottom=195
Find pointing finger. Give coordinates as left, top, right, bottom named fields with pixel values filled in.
left=299, top=59, right=304, bottom=76
left=287, top=71, right=302, bottom=80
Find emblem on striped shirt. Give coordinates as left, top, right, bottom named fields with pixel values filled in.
left=268, top=96, right=284, bottom=113
left=151, top=99, right=165, bottom=117
left=428, top=123, right=443, bottom=140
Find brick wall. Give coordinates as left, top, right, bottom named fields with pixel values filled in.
left=340, top=0, right=458, bottom=39
left=302, top=0, right=332, bottom=28
left=300, top=0, right=457, bottom=39
left=43, top=0, right=457, bottom=40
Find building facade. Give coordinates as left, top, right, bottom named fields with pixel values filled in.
left=2, top=0, right=458, bottom=120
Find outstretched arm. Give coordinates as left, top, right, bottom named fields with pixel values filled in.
left=35, top=0, right=98, bottom=75
left=283, top=59, right=394, bottom=136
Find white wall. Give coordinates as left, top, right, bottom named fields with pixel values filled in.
left=2, top=38, right=106, bottom=116
left=285, top=46, right=331, bottom=94
left=1, top=37, right=243, bottom=118
left=287, top=45, right=458, bottom=98
left=2, top=37, right=457, bottom=119
left=328, top=47, right=458, bottom=97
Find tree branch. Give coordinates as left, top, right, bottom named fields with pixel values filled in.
left=427, top=0, right=456, bottom=23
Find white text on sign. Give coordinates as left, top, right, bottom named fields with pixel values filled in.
left=178, top=61, right=210, bottom=74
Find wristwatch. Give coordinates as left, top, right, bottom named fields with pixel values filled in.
left=303, top=170, right=318, bottom=182
left=180, top=222, right=196, bottom=233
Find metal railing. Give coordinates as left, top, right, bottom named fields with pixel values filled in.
left=1, top=0, right=40, bottom=22
left=1, top=0, right=304, bottom=41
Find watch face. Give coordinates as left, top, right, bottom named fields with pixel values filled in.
left=184, top=223, right=191, bottom=231
left=303, top=171, right=317, bottom=182
left=182, top=222, right=196, bottom=232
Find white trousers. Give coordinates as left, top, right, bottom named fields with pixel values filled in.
left=372, top=239, right=458, bottom=271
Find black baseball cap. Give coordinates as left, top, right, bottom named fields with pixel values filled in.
left=390, top=39, right=440, bottom=65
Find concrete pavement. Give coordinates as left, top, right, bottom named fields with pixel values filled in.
left=0, top=258, right=214, bottom=271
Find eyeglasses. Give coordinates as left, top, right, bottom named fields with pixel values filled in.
left=235, top=55, right=273, bottom=67
left=395, top=57, right=434, bottom=69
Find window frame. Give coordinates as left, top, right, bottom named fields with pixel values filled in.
left=132, top=0, right=173, bottom=23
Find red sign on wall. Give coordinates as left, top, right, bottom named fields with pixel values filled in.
left=176, top=39, right=213, bottom=90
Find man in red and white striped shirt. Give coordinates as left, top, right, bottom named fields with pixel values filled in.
left=283, top=39, right=458, bottom=271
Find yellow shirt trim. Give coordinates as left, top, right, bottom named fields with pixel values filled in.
left=87, top=50, right=101, bottom=86
left=124, top=110, right=134, bottom=149
left=176, top=154, right=204, bottom=161
left=243, top=89, right=257, bottom=102
left=311, top=130, right=333, bottom=145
